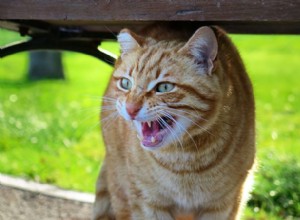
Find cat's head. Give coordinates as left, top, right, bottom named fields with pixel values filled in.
left=112, top=26, right=221, bottom=151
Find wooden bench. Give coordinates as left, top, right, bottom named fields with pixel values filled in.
left=1, top=0, right=300, bottom=64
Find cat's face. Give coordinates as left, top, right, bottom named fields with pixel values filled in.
left=112, top=27, right=220, bottom=150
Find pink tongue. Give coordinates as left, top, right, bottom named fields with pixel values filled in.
left=141, top=121, right=163, bottom=147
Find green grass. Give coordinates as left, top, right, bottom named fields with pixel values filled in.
left=231, top=34, right=300, bottom=219
left=1, top=29, right=300, bottom=219
left=0, top=29, right=113, bottom=191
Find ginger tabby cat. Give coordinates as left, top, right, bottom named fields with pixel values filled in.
left=93, top=24, right=255, bottom=220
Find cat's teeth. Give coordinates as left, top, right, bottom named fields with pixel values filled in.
left=147, top=121, right=151, bottom=128
left=151, top=136, right=156, bottom=143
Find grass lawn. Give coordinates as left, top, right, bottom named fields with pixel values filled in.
left=1, top=29, right=299, bottom=219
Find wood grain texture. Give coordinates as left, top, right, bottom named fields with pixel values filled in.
left=0, top=0, right=299, bottom=21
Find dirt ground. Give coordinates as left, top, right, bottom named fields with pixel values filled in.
left=0, top=175, right=94, bottom=220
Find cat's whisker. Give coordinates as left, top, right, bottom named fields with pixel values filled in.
left=101, top=105, right=117, bottom=111
left=165, top=107, right=203, bottom=121
left=101, top=109, right=116, bottom=113
left=101, top=100, right=118, bottom=105
left=158, top=112, right=184, bottom=149
left=166, top=102, right=202, bottom=117
left=100, top=103, right=117, bottom=113
left=76, top=109, right=101, bottom=125
left=72, top=109, right=103, bottom=138
left=79, top=105, right=116, bottom=131
left=157, top=116, right=182, bottom=150
left=84, top=121, right=102, bottom=135
left=77, top=107, right=101, bottom=114
left=168, top=108, right=212, bottom=132
left=100, top=96, right=118, bottom=101
left=93, top=96, right=118, bottom=105
left=104, top=25, right=118, bottom=39
left=161, top=108, right=215, bottom=137
left=101, top=103, right=117, bottom=107
left=101, top=111, right=119, bottom=130
left=161, top=110, right=199, bottom=153
left=156, top=115, right=183, bottom=150
left=101, top=101, right=118, bottom=105
left=76, top=106, right=117, bottom=128
left=101, top=107, right=116, bottom=110
left=167, top=100, right=207, bottom=115
left=162, top=107, right=209, bottom=123
left=101, top=110, right=118, bottom=122
left=102, top=116, right=119, bottom=131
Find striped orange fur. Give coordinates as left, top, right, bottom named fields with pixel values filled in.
left=93, top=24, right=255, bottom=220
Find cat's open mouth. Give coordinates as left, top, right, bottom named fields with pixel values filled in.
left=138, top=116, right=175, bottom=148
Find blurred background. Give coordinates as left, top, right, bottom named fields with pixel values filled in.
left=0, top=28, right=299, bottom=219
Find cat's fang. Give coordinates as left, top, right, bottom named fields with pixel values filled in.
left=147, top=121, right=151, bottom=128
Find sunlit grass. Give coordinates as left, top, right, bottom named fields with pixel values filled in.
left=0, top=52, right=111, bottom=191
left=232, top=34, right=300, bottom=219
left=1, top=29, right=300, bottom=218
left=0, top=29, right=113, bottom=191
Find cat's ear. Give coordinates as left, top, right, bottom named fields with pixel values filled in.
left=117, top=29, right=144, bottom=57
left=179, top=26, right=218, bottom=75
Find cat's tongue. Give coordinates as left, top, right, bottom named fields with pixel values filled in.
left=141, top=121, right=163, bottom=147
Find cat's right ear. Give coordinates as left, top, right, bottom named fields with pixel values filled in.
left=117, top=29, right=144, bottom=58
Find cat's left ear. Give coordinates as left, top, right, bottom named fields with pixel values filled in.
left=117, top=29, right=144, bottom=58
left=179, top=26, right=218, bottom=75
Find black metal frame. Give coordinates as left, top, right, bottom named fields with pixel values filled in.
left=0, top=20, right=117, bottom=66
left=2, top=19, right=300, bottom=65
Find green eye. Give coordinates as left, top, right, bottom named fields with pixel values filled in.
left=120, top=78, right=132, bottom=90
left=156, top=82, right=175, bottom=93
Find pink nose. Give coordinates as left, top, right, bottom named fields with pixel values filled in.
left=126, top=102, right=141, bottom=119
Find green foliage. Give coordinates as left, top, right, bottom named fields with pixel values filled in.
left=248, top=154, right=300, bottom=218
left=1, top=29, right=300, bottom=218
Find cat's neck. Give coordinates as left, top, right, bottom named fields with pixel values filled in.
left=148, top=123, right=232, bottom=173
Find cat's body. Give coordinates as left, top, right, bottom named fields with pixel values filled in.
left=93, top=24, right=255, bottom=220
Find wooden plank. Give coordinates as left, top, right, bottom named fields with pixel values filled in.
left=1, top=20, right=299, bottom=35
left=0, top=0, right=299, bottom=22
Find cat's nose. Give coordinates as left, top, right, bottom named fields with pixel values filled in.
left=126, top=102, right=141, bottom=119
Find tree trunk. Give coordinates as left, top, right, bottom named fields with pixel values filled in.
left=28, top=51, right=64, bottom=80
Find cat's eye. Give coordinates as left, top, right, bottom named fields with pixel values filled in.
left=156, top=82, right=175, bottom=93
left=119, top=78, right=132, bottom=90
